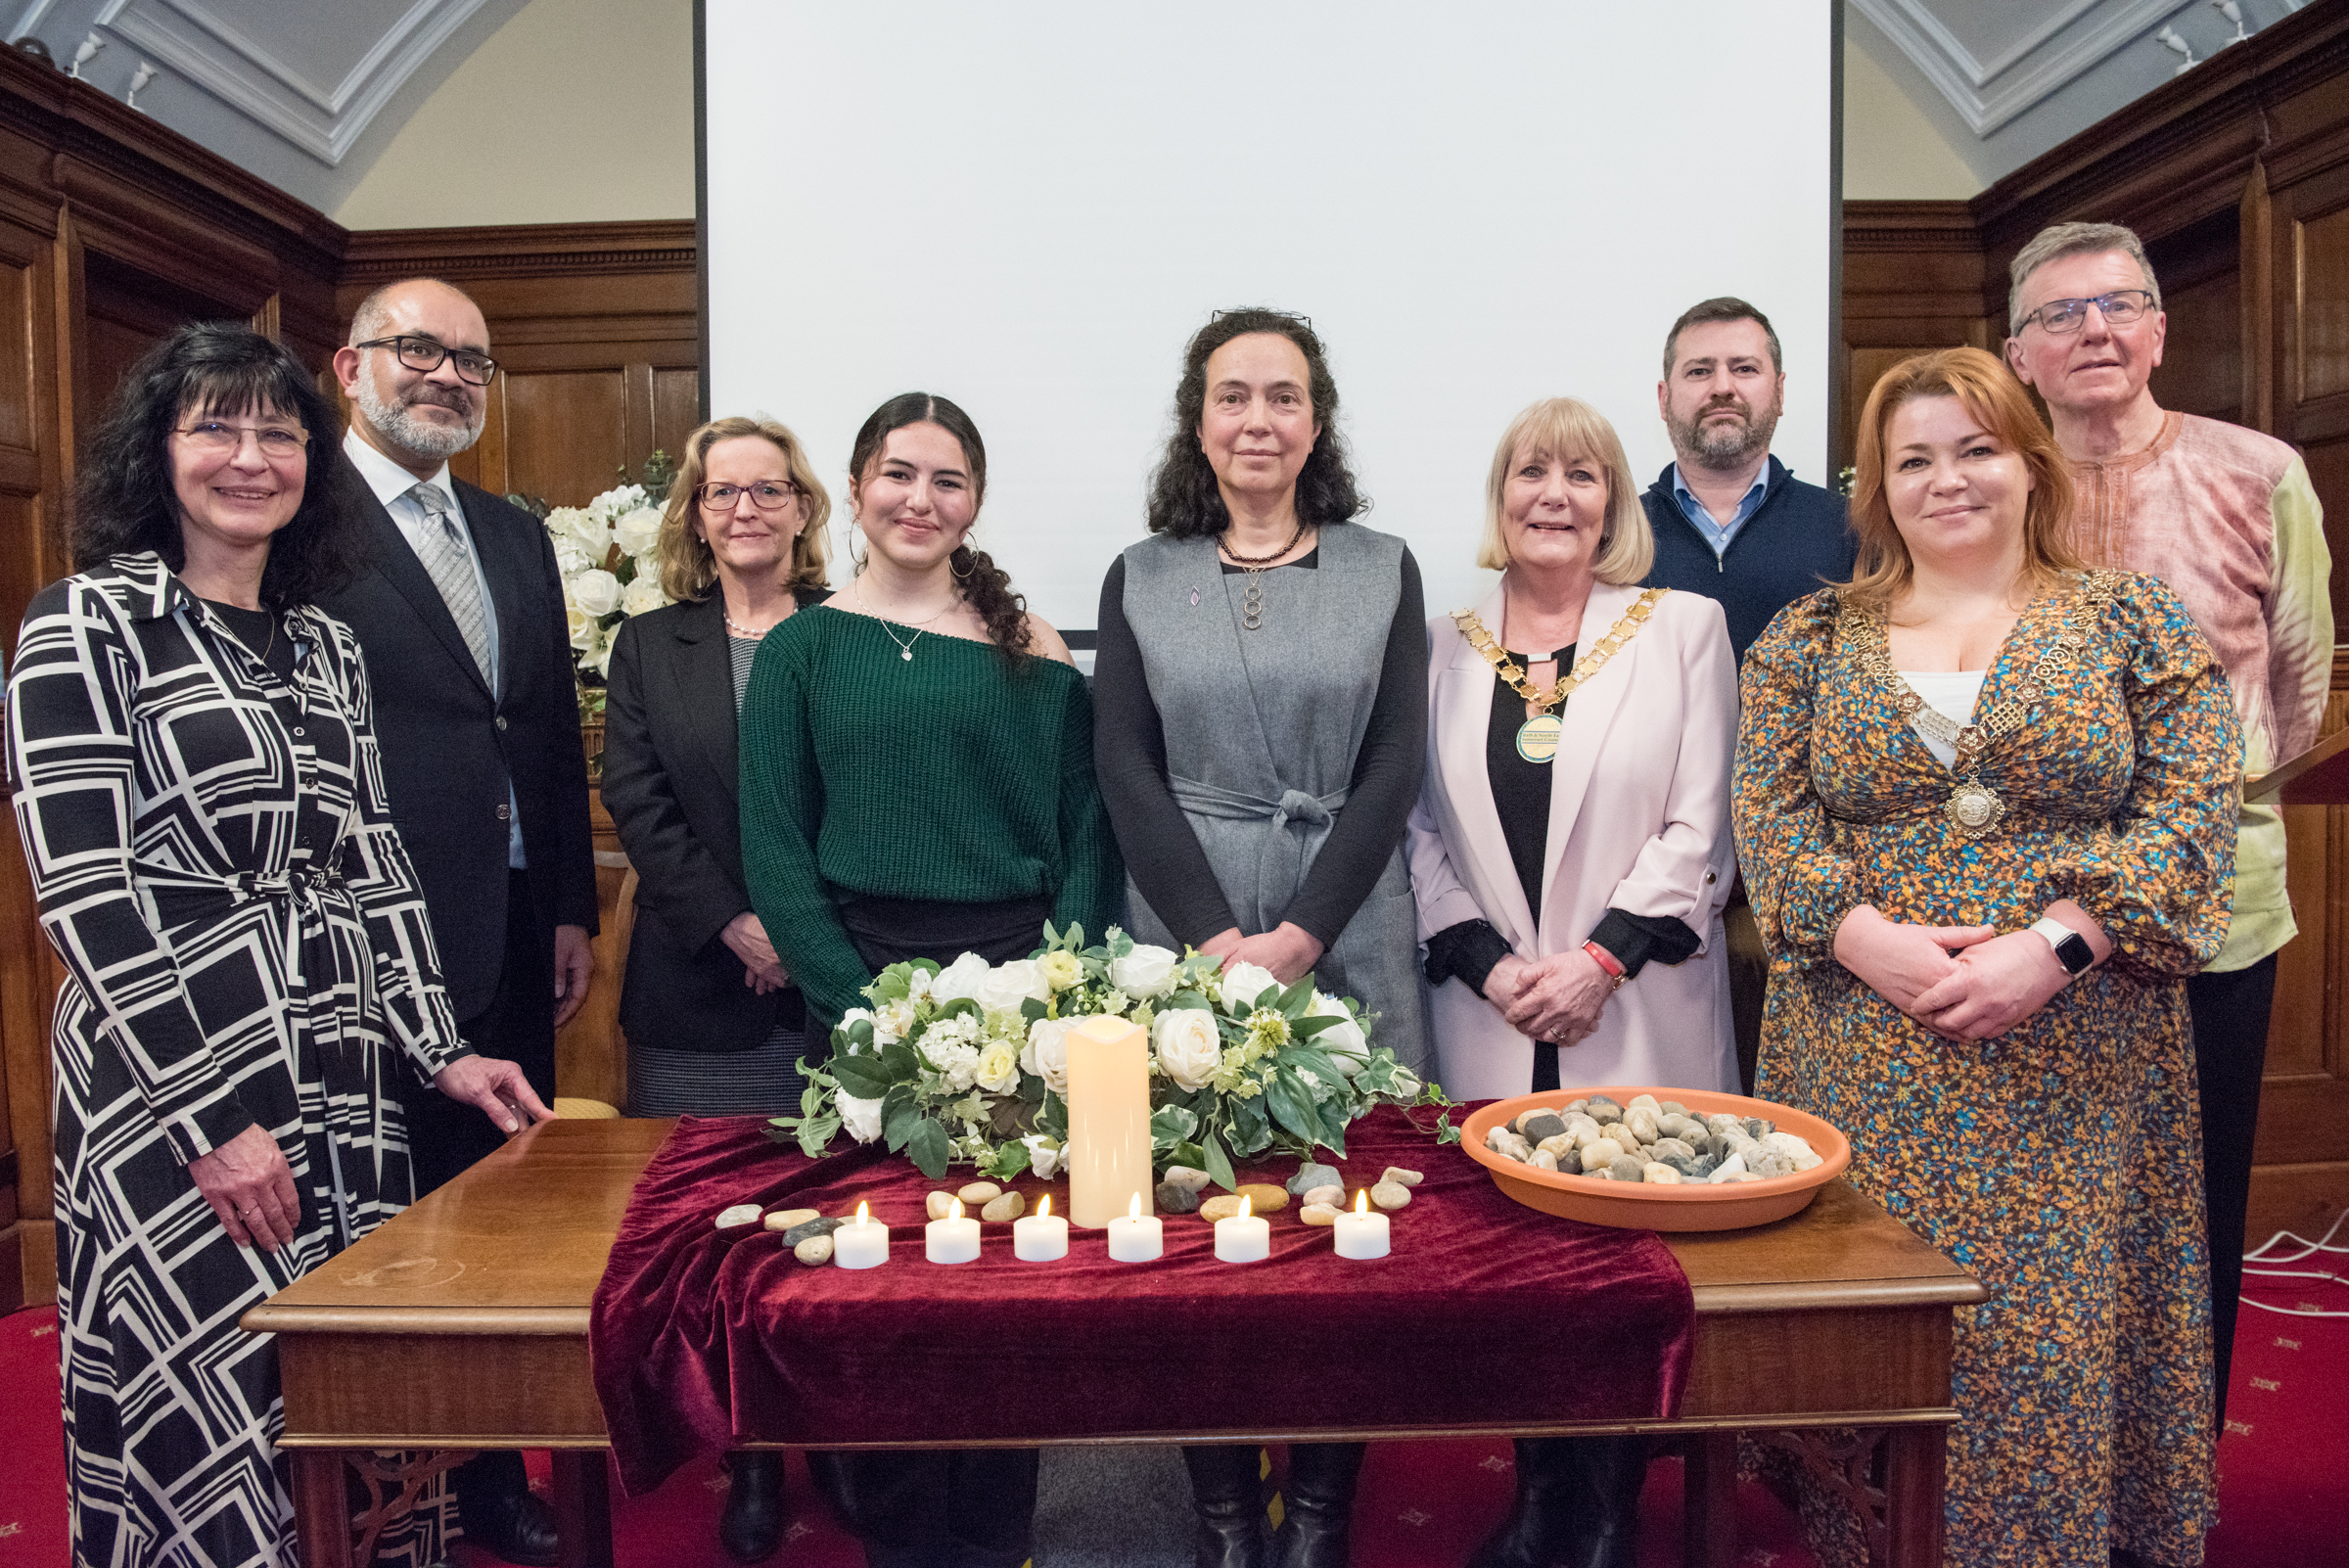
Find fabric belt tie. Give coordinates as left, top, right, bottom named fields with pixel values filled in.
left=1168, top=776, right=1350, bottom=931
left=141, top=861, right=368, bottom=1083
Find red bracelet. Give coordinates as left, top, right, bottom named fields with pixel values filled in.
left=1582, top=940, right=1627, bottom=987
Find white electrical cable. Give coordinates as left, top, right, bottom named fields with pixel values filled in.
left=2238, top=1208, right=2349, bottom=1316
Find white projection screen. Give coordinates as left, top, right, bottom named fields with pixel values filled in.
left=704, top=2, right=1836, bottom=634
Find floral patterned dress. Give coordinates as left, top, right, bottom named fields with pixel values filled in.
left=1731, top=572, right=2238, bottom=1568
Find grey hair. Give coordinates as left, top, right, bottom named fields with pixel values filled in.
left=2007, top=222, right=2162, bottom=335
left=345, top=276, right=483, bottom=346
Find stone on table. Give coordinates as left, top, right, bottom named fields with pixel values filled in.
left=1161, top=1165, right=1213, bottom=1192
left=1379, top=1166, right=1424, bottom=1188
left=1155, top=1180, right=1201, bottom=1215
left=764, top=1207, right=821, bottom=1232
left=794, top=1234, right=835, bottom=1267
left=1300, top=1202, right=1341, bottom=1226
left=781, top=1217, right=846, bottom=1248
left=956, top=1180, right=1003, bottom=1206
left=981, top=1191, right=1027, bottom=1222
left=1235, top=1182, right=1289, bottom=1212
left=1302, top=1184, right=1345, bottom=1209
left=1368, top=1180, right=1411, bottom=1211
left=1288, top=1162, right=1341, bottom=1196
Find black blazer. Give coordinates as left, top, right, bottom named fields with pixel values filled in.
left=318, top=470, right=598, bottom=1019
left=602, top=589, right=823, bottom=1051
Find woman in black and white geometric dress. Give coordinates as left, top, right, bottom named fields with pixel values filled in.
left=7, top=323, right=553, bottom=1568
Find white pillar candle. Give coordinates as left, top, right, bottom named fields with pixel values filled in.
left=925, top=1196, right=982, bottom=1265
left=1105, top=1191, right=1163, bottom=1262
left=1013, top=1193, right=1070, bottom=1262
left=1213, top=1193, right=1269, bottom=1263
left=834, top=1201, right=891, bottom=1269
left=1333, top=1189, right=1390, bottom=1260
left=1066, top=1014, right=1152, bottom=1228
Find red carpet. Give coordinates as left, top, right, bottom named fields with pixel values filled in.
left=3, top=1241, right=2341, bottom=1566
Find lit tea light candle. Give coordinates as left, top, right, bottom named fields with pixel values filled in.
left=834, top=1201, right=890, bottom=1269
left=1105, top=1191, right=1163, bottom=1262
left=1013, top=1193, right=1070, bottom=1262
left=926, top=1195, right=982, bottom=1265
left=1213, top=1192, right=1269, bottom=1263
left=1333, top=1188, right=1390, bottom=1260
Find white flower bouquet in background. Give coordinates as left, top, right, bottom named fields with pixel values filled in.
left=507, top=451, right=677, bottom=690
left=769, top=923, right=1456, bottom=1183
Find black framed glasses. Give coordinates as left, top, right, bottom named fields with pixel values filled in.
left=2019, top=289, right=2156, bottom=336
left=354, top=335, right=499, bottom=386
left=695, top=481, right=798, bottom=511
left=176, top=420, right=308, bottom=457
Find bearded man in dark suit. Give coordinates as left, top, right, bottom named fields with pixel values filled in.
left=320, top=275, right=595, bottom=1567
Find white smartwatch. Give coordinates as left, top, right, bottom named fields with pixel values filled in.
left=2028, top=915, right=2095, bottom=978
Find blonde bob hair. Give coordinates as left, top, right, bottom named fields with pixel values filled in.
left=1840, top=346, right=2080, bottom=615
left=657, top=416, right=833, bottom=603
left=1476, top=397, right=1654, bottom=583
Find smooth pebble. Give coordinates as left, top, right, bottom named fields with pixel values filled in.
left=1529, top=1149, right=1559, bottom=1172
left=1380, top=1166, right=1425, bottom=1188
left=1641, top=1163, right=1682, bottom=1185
left=1235, top=1182, right=1289, bottom=1213
left=1518, top=1112, right=1569, bottom=1143
left=1161, top=1166, right=1213, bottom=1193
left=925, top=1191, right=956, bottom=1221
left=1198, top=1194, right=1249, bottom=1222
left=1155, top=1180, right=1201, bottom=1215
left=714, top=1203, right=761, bottom=1235
left=1288, top=1163, right=1341, bottom=1196
left=1300, top=1202, right=1341, bottom=1226
left=1607, top=1155, right=1645, bottom=1182
left=1302, top=1184, right=1345, bottom=1209
left=956, top=1180, right=1002, bottom=1205
left=1368, top=1180, right=1412, bottom=1211
left=794, top=1234, right=834, bottom=1266
left=780, top=1217, right=844, bottom=1247
left=981, top=1191, right=1026, bottom=1222
left=764, top=1207, right=821, bottom=1232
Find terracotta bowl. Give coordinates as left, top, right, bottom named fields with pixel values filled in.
left=1460, top=1086, right=1850, bottom=1232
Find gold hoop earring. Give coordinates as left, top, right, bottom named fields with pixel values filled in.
left=950, top=544, right=974, bottom=580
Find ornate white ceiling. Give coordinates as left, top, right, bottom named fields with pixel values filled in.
left=1850, top=0, right=2316, bottom=187
left=6, top=0, right=531, bottom=212
left=0, top=0, right=2322, bottom=217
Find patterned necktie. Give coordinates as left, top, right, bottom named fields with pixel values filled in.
left=409, top=483, right=492, bottom=684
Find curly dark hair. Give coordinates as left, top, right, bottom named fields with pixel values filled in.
left=69, top=322, right=364, bottom=609
left=1144, top=308, right=1365, bottom=539
left=847, top=392, right=1033, bottom=665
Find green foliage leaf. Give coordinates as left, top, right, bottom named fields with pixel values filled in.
left=1170, top=1139, right=1207, bottom=1173
left=1162, top=989, right=1214, bottom=1015
left=986, top=1139, right=1033, bottom=1181
left=868, top=965, right=914, bottom=1004
left=1225, top=1094, right=1272, bottom=1156
left=1107, top=927, right=1134, bottom=958
left=794, top=1113, right=841, bottom=1159
left=1435, top=1111, right=1462, bottom=1146
left=1021, top=996, right=1048, bottom=1024
left=1264, top=1066, right=1325, bottom=1148
left=879, top=1038, right=919, bottom=1079
left=1200, top=1131, right=1237, bottom=1192
left=1016, top=1070, right=1046, bottom=1103
left=907, top=1119, right=950, bottom=1180
left=909, top=957, right=942, bottom=977
left=882, top=1087, right=923, bottom=1153
left=1150, top=1105, right=1200, bottom=1146
left=1039, top=1090, right=1069, bottom=1140
left=1275, top=976, right=1315, bottom=1018
left=829, top=1051, right=898, bottom=1099
left=934, top=997, right=979, bottom=1023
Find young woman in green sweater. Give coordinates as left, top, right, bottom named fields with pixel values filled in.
left=738, top=391, right=1120, bottom=1568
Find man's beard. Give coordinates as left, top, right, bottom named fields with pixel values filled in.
left=1671, top=393, right=1780, bottom=470
left=354, top=376, right=483, bottom=462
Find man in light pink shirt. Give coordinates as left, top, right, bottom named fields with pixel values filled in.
left=2006, top=220, right=2333, bottom=1433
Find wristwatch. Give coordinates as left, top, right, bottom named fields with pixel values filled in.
left=2028, top=915, right=2095, bottom=977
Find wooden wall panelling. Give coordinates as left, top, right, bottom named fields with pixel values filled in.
left=1835, top=202, right=1988, bottom=472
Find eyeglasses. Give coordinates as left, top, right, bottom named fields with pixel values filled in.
left=176, top=421, right=308, bottom=457
left=353, top=335, right=499, bottom=387
left=2019, top=289, right=2156, bottom=336
left=695, top=481, right=798, bottom=511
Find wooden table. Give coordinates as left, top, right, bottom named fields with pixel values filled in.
left=245, top=1119, right=1983, bottom=1568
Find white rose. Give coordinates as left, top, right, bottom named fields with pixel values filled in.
left=1019, top=1134, right=1061, bottom=1180
left=587, top=484, right=647, bottom=524
left=976, top=1040, right=1021, bottom=1094
left=1110, top=943, right=1179, bottom=999
left=546, top=507, right=607, bottom=557
left=552, top=539, right=594, bottom=577
left=837, top=1091, right=884, bottom=1144
left=612, top=505, right=665, bottom=557
left=931, top=951, right=992, bottom=1003
left=1153, top=1008, right=1221, bottom=1091
left=927, top=1038, right=981, bottom=1093
left=974, top=958, right=1050, bottom=1015
left=1310, top=992, right=1368, bottom=1071
left=566, top=602, right=598, bottom=652
left=571, top=569, right=622, bottom=617
left=874, top=998, right=918, bottom=1042
left=622, top=573, right=666, bottom=616
left=1218, top=961, right=1280, bottom=1013
left=1021, top=1016, right=1075, bottom=1093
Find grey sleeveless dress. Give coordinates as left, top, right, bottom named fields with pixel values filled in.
left=1117, top=525, right=1434, bottom=1076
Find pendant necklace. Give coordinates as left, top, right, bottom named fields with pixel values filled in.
left=1843, top=571, right=2122, bottom=839
left=1219, top=520, right=1308, bottom=631
left=1452, top=587, right=1668, bottom=762
left=853, top=577, right=956, bottom=661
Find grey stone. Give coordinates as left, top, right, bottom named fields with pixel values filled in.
left=1518, top=1112, right=1569, bottom=1143
left=1288, top=1162, right=1341, bottom=1196
left=1606, top=1155, right=1645, bottom=1181
left=781, top=1217, right=846, bottom=1247
left=1155, top=1180, right=1200, bottom=1215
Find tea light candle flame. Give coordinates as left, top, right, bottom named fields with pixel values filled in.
left=1038, top=1194, right=1052, bottom=1220
left=1356, top=1188, right=1368, bottom=1214
left=856, top=1201, right=870, bottom=1225
left=1239, top=1195, right=1253, bottom=1222
left=1128, top=1192, right=1140, bottom=1222
left=949, top=1197, right=964, bottom=1222
left=1334, top=1186, right=1389, bottom=1261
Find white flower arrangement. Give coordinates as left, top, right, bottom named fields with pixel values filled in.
left=770, top=923, right=1456, bottom=1184
left=535, top=465, right=677, bottom=683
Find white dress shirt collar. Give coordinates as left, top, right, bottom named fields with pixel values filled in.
left=342, top=427, right=456, bottom=511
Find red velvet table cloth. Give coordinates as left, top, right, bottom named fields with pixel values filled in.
left=589, top=1107, right=1694, bottom=1497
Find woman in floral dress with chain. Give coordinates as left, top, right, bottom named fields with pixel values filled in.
left=1732, top=347, right=2239, bottom=1567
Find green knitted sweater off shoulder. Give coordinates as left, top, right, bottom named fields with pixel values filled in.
left=739, top=606, right=1123, bottom=1029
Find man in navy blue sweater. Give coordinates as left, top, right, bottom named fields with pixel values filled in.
left=1640, top=297, right=1854, bottom=1089
left=1641, top=297, right=1854, bottom=661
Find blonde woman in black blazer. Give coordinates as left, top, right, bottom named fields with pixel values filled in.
left=598, top=414, right=832, bottom=1563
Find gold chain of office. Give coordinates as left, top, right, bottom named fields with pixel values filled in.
left=1839, top=569, right=2123, bottom=839
left=1451, top=587, right=1667, bottom=761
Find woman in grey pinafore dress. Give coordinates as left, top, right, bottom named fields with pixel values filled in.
left=1093, top=309, right=1433, bottom=1568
